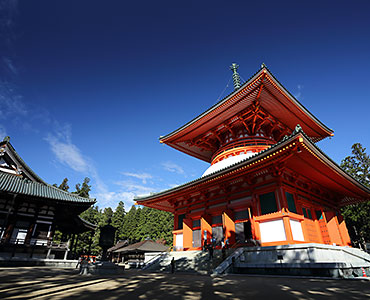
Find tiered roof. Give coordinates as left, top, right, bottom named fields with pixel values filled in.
left=136, top=65, right=370, bottom=211
left=160, top=66, right=334, bottom=163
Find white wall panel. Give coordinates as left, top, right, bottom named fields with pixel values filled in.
left=260, top=219, right=286, bottom=243
left=175, top=234, right=183, bottom=247
left=290, top=219, right=305, bottom=241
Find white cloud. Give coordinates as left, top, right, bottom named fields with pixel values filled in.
left=45, top=127, right=129, bottom=209
left=162, top=161, right=184, bottom=175
left=167, top=183, right=180, bottom=189
left=114, top=180, right=154, bottom=194
left=91, top=176, right=137, bottom=210
left=3, top=57, right=17, bottom=75
left=45, top=133, right=89, bottom=173
left=95, top=191, right=137, bottom=210
left=0, top=82, right=27, bottom=120
left=121, top=172, right=152, bottom=184
left=294, top=84, right=303, bottom=100
left=92, top=179, right=157, bottom=210
left=0, top=125, right=6, bottom=140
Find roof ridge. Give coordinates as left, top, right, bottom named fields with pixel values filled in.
left=0, top=140, right=45, bottom=183
left=160, top=66, right=265, bottom=141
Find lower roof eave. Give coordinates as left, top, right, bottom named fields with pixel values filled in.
left=137, top=130, right=370, bottom=210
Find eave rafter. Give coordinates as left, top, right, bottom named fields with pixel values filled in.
left=181, top=74, right=323, bottom=156
left=210, top=131, right=222, bottom=144
left=186, top=102, right=295, bottom=154
left=223, top=123, right=236, bottom=137
left=237, top=114, right=252, bottom=135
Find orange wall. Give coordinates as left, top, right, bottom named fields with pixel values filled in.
left=223, top=210, right=235, bottom=244
left=201, top=215, right=212, bottom=245
left=325, top=211, right=343, bottom=245
left=337, top=215, right=352, bottom=246
left=183, top=218, right=193, bottom=250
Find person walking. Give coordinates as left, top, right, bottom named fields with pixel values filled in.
left=208, top=244, right=214, bottom=260
left=203, top=239, right=208, bottom=251
left=221, top=240, right=226, bottom=260
left=170, top=257, right=175, bottom=273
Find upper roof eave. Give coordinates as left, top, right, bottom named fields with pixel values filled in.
left=159, top=66, right=333, bottom=144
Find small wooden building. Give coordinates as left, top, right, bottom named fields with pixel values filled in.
left=113, top=240, right=169, bottom=267
left=136, top=64, right=370, bottom=250
left=0, top=137, right=96, bottom=259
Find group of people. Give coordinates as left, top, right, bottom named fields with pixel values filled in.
left=203, top=238, right=229, bottom=260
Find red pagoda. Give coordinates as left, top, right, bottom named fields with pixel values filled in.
left=136, top=64, right=370, bottom=251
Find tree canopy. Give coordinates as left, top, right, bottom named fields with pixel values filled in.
left=53, top=177, right=174, bottom=257
left=341, top=143, right=370, bottom=249
left=74, top=177, right=91, bottom=198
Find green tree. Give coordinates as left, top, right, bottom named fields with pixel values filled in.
left=75, top=205, right=103, bottom=256
left=52, top=177, right=69, bottom=191
left=127, top=206, right=174, bottom=244
left=58, top=178, right=70, bottom=191
left=75, top=177, right=91, bottom=198
left=341, top=143, right=370, bottom=249
left=120, top=205, right=137, bottom=243
left=101, top=207, right=114, bottom=226
left=112, top=201, right=126, bottom=242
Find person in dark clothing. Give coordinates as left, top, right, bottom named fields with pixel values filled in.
left=203, top=239, right=208, bottom=251
left=208, top=245, right=214, bottom=260
left=221, top=243, right=226, bottom=260
left=170, top=257, right=175, bottom=273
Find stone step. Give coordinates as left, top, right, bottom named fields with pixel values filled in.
left=144, top=249, right=225, bottom=273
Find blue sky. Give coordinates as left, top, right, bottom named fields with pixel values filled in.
left=1, top=0, right=370, bottom=210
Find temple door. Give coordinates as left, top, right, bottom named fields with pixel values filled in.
left=235, top=222, right=245, bottom=243
left=316, top=210, right=330, bottom=244
left=192, top=230, right=201, bottom=248
left=212, top=226, right=224, bottom=246
left=300, top=205, right=321, bottom=243
left=235, top=221, right=252, bottom=243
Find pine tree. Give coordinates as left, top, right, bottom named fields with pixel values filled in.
left=341, top=143, right=370, bottom=249
left=52, top=178, right=69, bottom=191
left=101, top=207, right=114, bottom=226
left=112, top=201, right=126, bottom=242
left=76, top=205, right=103, bottom=256
left=58, top=178, right=69, bottom=191
left=75, top=177, right=91, bottom=198
left=120, top=206, right=137, bottom=243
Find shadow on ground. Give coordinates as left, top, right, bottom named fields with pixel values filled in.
left=0, top=267, right=369, bottom=299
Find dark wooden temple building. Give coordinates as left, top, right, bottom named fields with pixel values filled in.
left=136, top=64, right=370, bottom=251
left=0, top=137, right=96, bottom=260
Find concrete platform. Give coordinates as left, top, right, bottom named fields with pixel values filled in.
left=214, top=243, right=370, bottom=278
left=0, top=256, right=78, bottom=268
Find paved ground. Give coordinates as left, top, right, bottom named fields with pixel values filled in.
left=0, top=267, right=369, bottom=299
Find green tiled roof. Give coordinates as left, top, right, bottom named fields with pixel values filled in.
left=0, top=172, right=95, bottom=204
